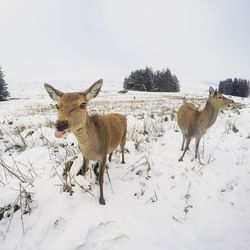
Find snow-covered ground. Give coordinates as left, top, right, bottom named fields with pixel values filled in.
left=0, top=82, right=250, bottom=250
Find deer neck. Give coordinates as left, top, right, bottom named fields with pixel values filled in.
left=72, top=113, right=100, bottom=157
left=199, top=100, right=219, bottom=130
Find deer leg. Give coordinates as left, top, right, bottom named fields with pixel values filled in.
left=195, top=137, right=201, bottom=159
left=108, top=153, right=113, bottom=162
left=93, top=162, right=99, bottom=179
left=120, top=129, right=126, bottom=164
left=121, top=147, right=125, bottom=164
left=80, top=158, right=89, bottom=176
left=98, top=157, right=107, bottom=205
left=181, top=134, right=186, bottom=151
left=178, top=136, right=191, bottom=162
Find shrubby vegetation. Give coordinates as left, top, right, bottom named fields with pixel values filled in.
left=123, top=67, right=180, bottom=92
left=0, top=66, right=9, bottom=101
left=219, top=78, right=249, bottom=97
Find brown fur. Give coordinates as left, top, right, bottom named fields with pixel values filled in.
left=177, top=87, right=234, bottom=162
left=44, top=80, right=127, bottom=205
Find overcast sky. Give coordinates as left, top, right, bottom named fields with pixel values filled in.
left=0, top=0, right=249, bottom=86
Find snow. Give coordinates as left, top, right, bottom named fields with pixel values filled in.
left=0, top=81, right=250, bottom=250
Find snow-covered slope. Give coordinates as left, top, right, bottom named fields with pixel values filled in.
left=0, top=83, right=250, bottom=250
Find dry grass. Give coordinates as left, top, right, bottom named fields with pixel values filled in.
left=25, top=104, right=56, bottom=115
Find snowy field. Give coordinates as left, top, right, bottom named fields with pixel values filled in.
left=0, top=81, right=250, bottom=250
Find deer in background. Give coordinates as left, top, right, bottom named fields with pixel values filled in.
left=44, top=79, right=127, bottom=205
left=177, top=87, right=234, bottom=162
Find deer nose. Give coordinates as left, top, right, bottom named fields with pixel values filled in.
left=56, top=120, right=69, bottom=131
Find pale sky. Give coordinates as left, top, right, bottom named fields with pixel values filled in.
left=0, top=0, right=249, bottom=86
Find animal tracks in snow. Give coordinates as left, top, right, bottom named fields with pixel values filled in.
left=76, top=221, right=129, bottom=250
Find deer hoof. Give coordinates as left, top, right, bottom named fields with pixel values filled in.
left=99, top=198, right=106, bottom=205
left=178, top=158, right=183, bottom=162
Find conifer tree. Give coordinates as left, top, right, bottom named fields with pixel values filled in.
left=219, top=78, right=249, bottom=97
left=0, top=66, right=9, bottom=101
left=123, top=67, right=180, bottom=92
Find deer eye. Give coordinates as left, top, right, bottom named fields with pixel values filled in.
left=218, top=96, right=222, bottom=99
left=79, top=103, right=86, bottom=109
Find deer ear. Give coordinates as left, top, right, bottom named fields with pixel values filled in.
left=209, top=87, right=215, bottom=95
left=44, top=83, right=64, bottom=101
left=83, top=79, right=103, bottom=101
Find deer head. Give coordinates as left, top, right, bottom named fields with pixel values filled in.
left=44, top=79, right=103, bottom=138
left=208, top=87, right=234, bottom=110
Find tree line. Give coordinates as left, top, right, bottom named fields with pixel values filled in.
left=219, top=78, right=249, bottom=97
left=123, top=67, right=180, bottom=92
left=1, top=65, right=250, bottom=99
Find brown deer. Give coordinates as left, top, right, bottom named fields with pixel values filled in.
left=44, top=79, right=127, bottom=205
left=177, top=87, right=234, bottom=162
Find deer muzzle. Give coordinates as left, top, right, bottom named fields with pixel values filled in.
left=55, top=120, right=69, bottom=138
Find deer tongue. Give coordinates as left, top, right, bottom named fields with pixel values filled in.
left=55, top=129, right=64, bottom=138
